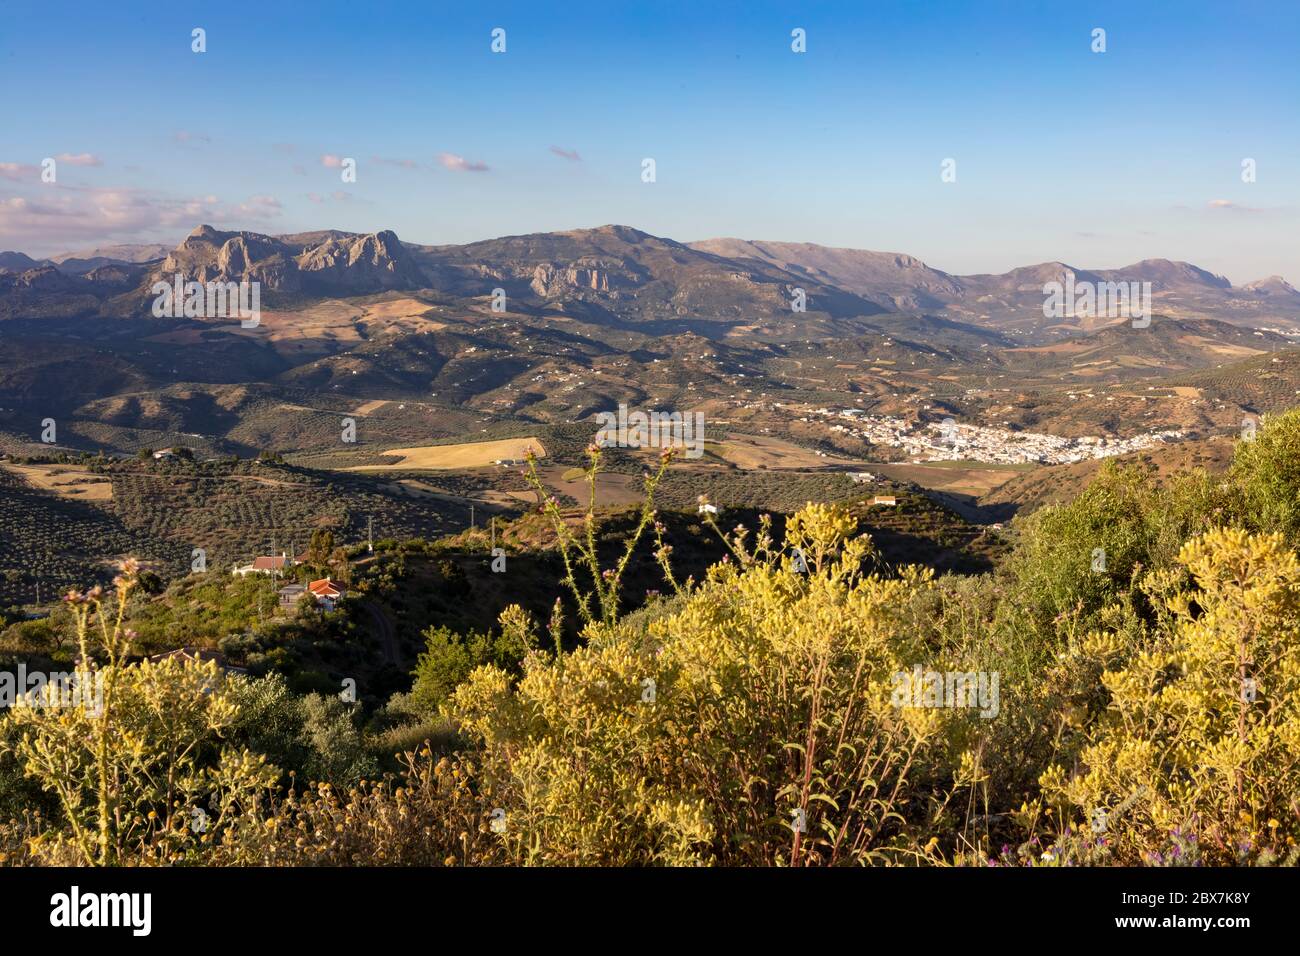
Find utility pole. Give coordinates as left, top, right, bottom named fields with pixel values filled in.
left=491, top=516, right=496, bottom=551
left=367, top=515, right=373, bottom=554
left=470, top=504, right=475, bottom=529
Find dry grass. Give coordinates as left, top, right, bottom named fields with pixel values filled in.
left=357, top=297, right=448, bottom=335
left=2, top=463, right=114, bottom=501
left=535, top=465, right=643, bottom=507
left=348, top=437, right=547, bottom=471
left=866, top=461, right=1030, bottom=498
left=712, top=433, right=859, bottom=470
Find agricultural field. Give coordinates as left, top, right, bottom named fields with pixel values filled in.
left=865, top=460, right=1033, bottom=499
left=0, top=464, right=159, bottom=606
left=347, top=437, right=548, bottom=471
left=0, top=456, right=502, bottom=605
left=709, top=433, right=864, bottom=470
left=0, top=462, right=114, bottom=501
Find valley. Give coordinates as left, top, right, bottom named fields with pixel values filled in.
left=1, top=222, right=1296, bottom=606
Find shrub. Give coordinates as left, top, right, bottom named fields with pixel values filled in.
left=1040, top=528, right=1300, bottom=865
left=1231, top=406, right=1300, bottom=543
left=447, top=504, right=966, bottom=865
left=409, top=606, right=536, bottom=716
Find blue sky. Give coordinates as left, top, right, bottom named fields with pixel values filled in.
left=2, top=0, right=1297, bottom=283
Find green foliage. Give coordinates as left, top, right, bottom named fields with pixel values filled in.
left=448, top=503, right=964, bottom=865
left=409, top=606, right=536, bottom=717
left=296, top=693, right=377, bottom=788
left=305, top=529, right=335, bottom=572
left=10, top=412, right=1300, bottom=867
left=0, top=564, right=277, bottom=865
left=999, top=462, right=1160, bottom=642
left=1041, top=528, right=1300, bottom=865
left=1232, top=406, right=1300, bottom=542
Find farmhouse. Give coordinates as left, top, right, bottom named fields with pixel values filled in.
left=307, top=578, right=347, bottom=611
left=871, top=495, right=898, bottom=506
left=232, top=553, right=295, bottom=577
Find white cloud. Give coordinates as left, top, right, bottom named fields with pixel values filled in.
left=0, top=163, right=38, bottom=181
left=55, top=153, right=103, bottom=166
left=0, top=185, right=282, bottom=252
left=437, top=152, right=489, bottom=173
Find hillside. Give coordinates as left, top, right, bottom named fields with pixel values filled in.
left=977, top=434, right=1237, bottom=516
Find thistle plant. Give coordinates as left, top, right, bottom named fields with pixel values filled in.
left=521, top=443, right=674, bottom=629
left=448, top=501, right=952, bottom=865
left=2, top=560, right=276, bottom=865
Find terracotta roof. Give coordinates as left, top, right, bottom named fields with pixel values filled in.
left=251, top=555, right=290, bottom=570
left=308, top=578, right=345, bottom=598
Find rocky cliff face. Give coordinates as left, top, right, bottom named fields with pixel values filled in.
left=405, top=225, right=884, bottom=321
left=296, top=230, right=426, bottom=291
left=156, top=225, right=427, bottom=296
left=529, top=262, right=618, bottom=296
left=0, top=263, right=141, bottom=293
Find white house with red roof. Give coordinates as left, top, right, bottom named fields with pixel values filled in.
left=307, top=577, right=347, bottom=611
left=232, top=553, right=295, bottom=577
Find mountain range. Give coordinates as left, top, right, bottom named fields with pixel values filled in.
left=3, top=221, right=1300, bottom=473
left=4, top=224, right=1299, bottom=339
left=5, top=220, right=1300, bottom=605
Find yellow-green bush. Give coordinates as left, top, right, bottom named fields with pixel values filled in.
left=447, top=503, right=971, bottom=865
left=1041, top=528, right=1300, bottom=865
left=9, top=417, right=1300, bottom=868
left=0, top=566, right=277, bottom=865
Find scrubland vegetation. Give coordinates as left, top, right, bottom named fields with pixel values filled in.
left=3, top=411, right=1300, bottom=866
